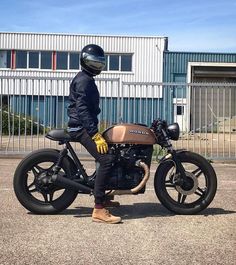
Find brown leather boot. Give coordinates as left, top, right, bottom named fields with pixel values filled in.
left=92, top=208, right=122, bottom=224
left=103, top=200, right=120, bottom=208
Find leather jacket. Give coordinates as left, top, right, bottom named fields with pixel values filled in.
left=67, top=70, right=101, bottom=136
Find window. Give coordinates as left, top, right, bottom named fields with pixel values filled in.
left=0, top=50, right=11, bottom=68
left=105, top=54, right=132, bottom=72
left=109, top=55, right=119, bottom=71
left=29, top=52, right=39, bottom=68
left=121, top=55, right=132, bottom=71
left=103, top=55, right=108, bottom=71
left=1, top=50, right=132, bottom=72
left=7, top=51, right=11, bottom=68
left=16, top=51, right=27, bottom=68
left=69, top=52, right=80, bottom=69
left=57, top=52, right=68, bottom=70
left=177, top=105, right=184, bottom=115
left=41, top=51, right=52, bottom=69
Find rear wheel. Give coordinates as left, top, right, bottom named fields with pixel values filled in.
left=13, top=149, right=78, bottom=214
left=154, top=151, right=217, bottom=214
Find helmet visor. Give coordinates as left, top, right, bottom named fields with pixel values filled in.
left=82, top=52, right=106, bottom=71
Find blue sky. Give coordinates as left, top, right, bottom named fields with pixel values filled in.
left=1, top=0, right=236, bottom=52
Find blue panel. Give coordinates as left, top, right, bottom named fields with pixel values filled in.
left=163, top=51, right=236, bottom=83
left=173, top=74, right=187, bottom=98
left=120, top=98, right=166, bottom=126
left=11, top=96, right=170, bottom=130
left=99, top=97, right=118, bottom=126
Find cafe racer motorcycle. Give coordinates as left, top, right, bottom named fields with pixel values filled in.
left=13, top=119, right=217, bottom=215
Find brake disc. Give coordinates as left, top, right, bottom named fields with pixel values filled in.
left=175, top=172, right=198, bottom=195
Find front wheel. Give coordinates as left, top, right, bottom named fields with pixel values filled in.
left=154, top=151, right=217, bottom=214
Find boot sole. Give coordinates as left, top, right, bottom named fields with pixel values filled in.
left=92, top=217, right=122, bottom=224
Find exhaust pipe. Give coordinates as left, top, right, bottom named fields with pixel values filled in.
left=51, top=174, right=92, bottom=194
left=131, top=160, right=150, bottom=193
left=107, top=160, right=150, bottom=196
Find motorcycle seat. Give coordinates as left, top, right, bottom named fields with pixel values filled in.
left=46, top=129, right=71, bottom=142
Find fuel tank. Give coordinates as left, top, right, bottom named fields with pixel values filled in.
left=103, top=124, right=157, bottom=145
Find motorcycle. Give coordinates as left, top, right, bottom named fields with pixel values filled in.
left=13, top=119, right=217, bottom=215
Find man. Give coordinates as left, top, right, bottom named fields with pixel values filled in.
left=67, top=44, right=121, bottom=224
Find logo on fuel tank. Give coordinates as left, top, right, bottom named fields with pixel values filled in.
left=129, top=130, right=149, bottom=135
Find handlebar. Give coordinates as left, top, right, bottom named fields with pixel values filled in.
left=151, top=119, right=167, bottom=133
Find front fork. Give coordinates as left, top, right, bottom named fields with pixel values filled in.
left=169, top=150, right=187, bottom=184
left=159, top=150, right=187, bottom=187
left=160, top=129, right=187, bottom=183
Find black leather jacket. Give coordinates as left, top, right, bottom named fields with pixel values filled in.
left=67, top=70, right=101, bottom=136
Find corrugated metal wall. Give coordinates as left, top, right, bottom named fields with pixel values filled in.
left=163, top=51, right=236, bottom=130
left=1, top=75, right=165, bottom=128
left=163, top=51, right=236, bottom=82
left=0, top=32, right=167, bottom=83
left=10, top=96, right=164, bottom=128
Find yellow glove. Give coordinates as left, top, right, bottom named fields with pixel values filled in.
left=92, top=133, right=108, bottom=154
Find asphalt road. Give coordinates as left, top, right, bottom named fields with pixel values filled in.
left=0, top=158, right=235, bottom=265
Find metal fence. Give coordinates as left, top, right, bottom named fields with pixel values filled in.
left=0, top=75, right=235, bottom=160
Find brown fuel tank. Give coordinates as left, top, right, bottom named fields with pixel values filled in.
left=103, top=124, right=157, bottom=145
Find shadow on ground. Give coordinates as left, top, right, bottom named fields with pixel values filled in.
left=50, top=203, right=236, bottom=220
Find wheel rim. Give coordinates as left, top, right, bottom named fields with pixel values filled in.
left=24, top=161, right=67, bottom=205
left=175, top=171, right=199, bottom=196
left=164, top=161, right=208, bottom=206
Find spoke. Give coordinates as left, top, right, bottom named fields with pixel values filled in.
left=178, top=193, right=187, bottom=204
left=29, top=187, right=37, bottom=193
left=165, top=184, right=175, bottom=188
left=42, top=192, right=54, bottom=203
left=28, top=182, right=35, bottom=189
left=166, top=184, right=175, bottom=188
left=195, top=187, right=206, bottom=197
left=31, top=167, right=39, bottom=177
left=31, top=163, right=52, bottom=178
left=192, top=167, right=203, bottom=178
left=47, top=162, right=57, bottom=171
left=27, top=181, right=38, bottom=193
left=169, top=167, right=176, bottom=176
left=34, top=165, right=44, bottom=172
left=49, top=192, right=54, bottom=202
left=165, top=179, right=175, bottom=188
left=42, top=193, right=49, bottom=203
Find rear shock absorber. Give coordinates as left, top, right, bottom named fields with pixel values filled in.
left=52, top=148, right=68, bottom=174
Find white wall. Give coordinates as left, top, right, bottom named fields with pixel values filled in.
left=0, top=32, right=167, bottom=83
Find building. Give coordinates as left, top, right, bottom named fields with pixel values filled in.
left=1, top=32, right=236, bottom=158
left=163, top=51, right=236, bottom=131
left=0, top=32, right=168, bottom=82
left=0, top=32, right=168, bottom=127
left=0, top=32, right=236, bottom=131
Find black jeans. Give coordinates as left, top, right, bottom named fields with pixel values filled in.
left=69, top=129, right=113, bottom=205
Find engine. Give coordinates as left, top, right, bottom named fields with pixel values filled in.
left=105, top=144, right=153, bottom=193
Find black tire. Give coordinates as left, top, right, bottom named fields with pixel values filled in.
left=154, top=151, right=217, bottom=214
left=13, top=149, right=78, bottom=214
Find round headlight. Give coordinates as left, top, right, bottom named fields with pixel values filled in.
left=167, top=123, right=180, bottom=140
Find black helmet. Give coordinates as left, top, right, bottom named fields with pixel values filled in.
left=80, top=44, right=106, bottom=75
